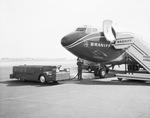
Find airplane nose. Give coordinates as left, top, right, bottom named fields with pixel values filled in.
left=61, top=35, right=72, bottom=47
left=61, top=32, right=87, bottom=47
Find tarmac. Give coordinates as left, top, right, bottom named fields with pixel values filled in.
left=0, top=66, right=150, bottom=118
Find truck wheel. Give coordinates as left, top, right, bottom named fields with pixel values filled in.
left=99, top=68, right=106, bottom=78
left=39, top=75, right=46, bottom=84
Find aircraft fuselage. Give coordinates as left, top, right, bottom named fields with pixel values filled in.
left=61, top=31, right=125, bottom=65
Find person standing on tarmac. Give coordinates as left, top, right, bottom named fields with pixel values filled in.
left=77, top=58, right=83, bottom=80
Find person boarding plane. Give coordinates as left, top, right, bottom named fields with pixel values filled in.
left=61, top=20, right=150, bottom=78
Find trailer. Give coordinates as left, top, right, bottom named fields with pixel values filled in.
left=10, top=65, right=70, bottom=83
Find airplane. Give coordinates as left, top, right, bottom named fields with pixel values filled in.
left=61, top=20, right=150, bottom=78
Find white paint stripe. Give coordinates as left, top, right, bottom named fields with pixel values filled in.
left=65, top=36, right=101, bottom=49
left=65, top=32, right=103, bottom=49
left=65, top=33, right=92, bottom=49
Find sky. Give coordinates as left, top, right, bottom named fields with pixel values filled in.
left=0, top=0, right=150, bottom=59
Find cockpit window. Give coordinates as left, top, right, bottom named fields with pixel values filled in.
left=76, top=28, right=87, bottom=31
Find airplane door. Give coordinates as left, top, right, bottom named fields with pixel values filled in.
left=103, top=20, right=116, bottom=42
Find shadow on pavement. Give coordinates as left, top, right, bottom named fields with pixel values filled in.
left=74, top=79, right=150, bottom=86
left=1, top=69, right=149, bottom=87
left=0, top=79, right=61, bottom=87
left=1, top=78, right=150, bottom=87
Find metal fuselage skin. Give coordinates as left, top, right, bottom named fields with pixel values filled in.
left=61, top=31, right=125, bottom=65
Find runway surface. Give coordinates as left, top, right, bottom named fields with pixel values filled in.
left=0, top=65, right=150, bottom=118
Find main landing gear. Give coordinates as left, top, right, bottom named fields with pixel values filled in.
left=94, top=65, right=109, bottom=78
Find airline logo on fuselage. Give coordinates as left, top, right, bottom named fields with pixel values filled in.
left=83, top=41, right=111, bottom=48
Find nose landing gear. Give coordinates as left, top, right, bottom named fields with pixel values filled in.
left=94, top=65, right=108, bottom=78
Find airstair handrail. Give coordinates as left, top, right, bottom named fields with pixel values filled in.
left=133, top=34, right=150, bottom=52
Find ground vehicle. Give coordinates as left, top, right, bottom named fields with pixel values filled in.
left=10, top=65, right=70, bottom=83
left=82, top=60, right=97, bottom=72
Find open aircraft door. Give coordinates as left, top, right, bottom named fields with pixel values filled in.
left=103, top=20, right=116, bottom=42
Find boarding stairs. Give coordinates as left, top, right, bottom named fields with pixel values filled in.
left=103, top=20, right=150, bottom=80
left=114, top=33, right=150, bottom=73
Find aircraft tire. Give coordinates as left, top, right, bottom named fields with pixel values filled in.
left=99, top=68, right=106, bottom=78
